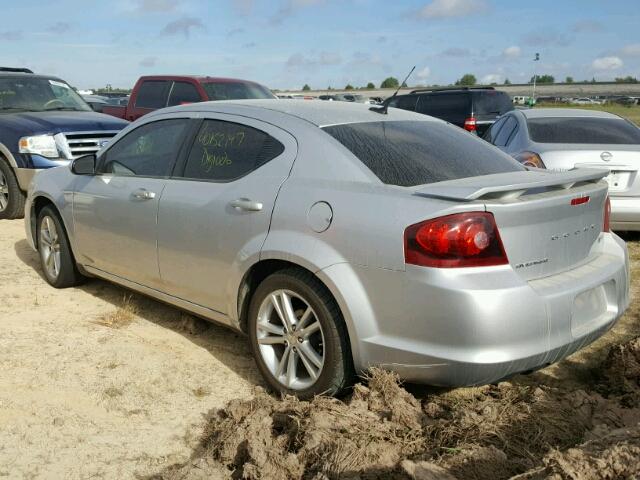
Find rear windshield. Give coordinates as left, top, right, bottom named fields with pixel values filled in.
left=473, top=91, right=514, bottom=115
left=201, top=82, right=275, bottom=101
left=322, top=121, right=524, bottom=187
left=527, top=117, right=640, bottom=144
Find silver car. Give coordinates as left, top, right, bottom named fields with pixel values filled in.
left=24, top=100, right=629, bottom=398
left=484, top=108, right=640, bottom=230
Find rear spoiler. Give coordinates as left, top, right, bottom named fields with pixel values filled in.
left=414, top=168, right=609, bottom=202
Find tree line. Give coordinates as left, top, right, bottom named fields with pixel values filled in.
left=301, top=74, right=639, bottom=91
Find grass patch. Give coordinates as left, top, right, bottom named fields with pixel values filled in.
left=95, top=295, right=137, bottom=329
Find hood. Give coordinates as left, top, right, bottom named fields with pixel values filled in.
left=0, top=111, right=129, bottom=136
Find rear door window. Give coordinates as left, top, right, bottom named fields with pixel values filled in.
left=180, top=119, right=284, bottom=182
left=527, top=117, right=640, bottom=144
left=168, top=81, right=201, bottom=106
left=323, top=120, right=524, bottom=187
left=135, top=81, right=171, bottom=109
left=483, top=116, right=507, bottom=144
left=493, top=116, right=518, bottom=146
left=201, top=82, right=274, bottom=100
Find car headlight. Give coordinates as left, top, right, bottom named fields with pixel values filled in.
left=19, top=135, right=60, bottom=158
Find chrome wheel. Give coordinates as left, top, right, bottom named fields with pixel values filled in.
left=0, top=170, right=8, bottom=212
left=256, top=289, right=325, bottom=390
left=40, top=216, right=61, bottom=279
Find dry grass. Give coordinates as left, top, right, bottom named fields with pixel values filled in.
left=94, top=295, right=137, bottom=329
left=192, top=386, right=211, bottom=398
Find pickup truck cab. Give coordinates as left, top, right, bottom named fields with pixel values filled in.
left=103, top=75, right=276, bottom=121
left=0, top=68, right=128, bottom=219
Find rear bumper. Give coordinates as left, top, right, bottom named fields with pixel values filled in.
left=610, top=196, right=640, bottom=231
left=322, top=233, right=629, bottom=386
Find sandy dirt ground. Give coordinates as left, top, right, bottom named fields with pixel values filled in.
left=0, top=219, right=263, bottom=479
left=1, top=217, right=639, bottom=480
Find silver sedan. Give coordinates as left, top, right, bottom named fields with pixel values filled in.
left=484, top=108, right=640, bottom=231
left=24, top=100, right=629, bottom=398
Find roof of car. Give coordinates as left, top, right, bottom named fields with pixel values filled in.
left=137, top=75, right=265, bottom=85
left=0, top=72, right=65, bottom=81
left=519, top=108, right=621, bottom=119
left=160, top=99, right=430, bottom=127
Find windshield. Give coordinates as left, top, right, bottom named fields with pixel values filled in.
left=0, top=76, right=91, bottom=112
left=323, top=121, right=524, bottom=187
left=201, top=82, right=275, bottom=101
left=527, top=117, right=640, bottom=144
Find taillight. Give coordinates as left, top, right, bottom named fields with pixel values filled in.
left=514, top=151, right=546, bottom=169
left=404, top=212, right=509, bottom=268
left=603, top=196, right=611, bottom=232
left=464, top=117, right=477, bottom=132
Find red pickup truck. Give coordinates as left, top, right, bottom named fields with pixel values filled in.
left=103, top=75, right=276, bottom=121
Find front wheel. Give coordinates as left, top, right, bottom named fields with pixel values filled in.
left=0, top=160, right=26, bottom=220
left=37, top=206, right=83, bottom=288
left=248, top=269, right=353, bottom=399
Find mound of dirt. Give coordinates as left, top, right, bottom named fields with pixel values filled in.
left=154, top=337, right=640, bottom=480
left=600, top=337, right=640, bottom=406
left=514, top=425, right=640, bottom=479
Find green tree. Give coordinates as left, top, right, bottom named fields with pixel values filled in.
left=615, top=76, right=639, bottom=83
left=565, top=76, right=574, bottom=83
left=455, top=74, right=477, bottom=86
left=380, top=77, right=400, bottom=89
left=503, top=78, right=512, bottom=85
left=530, top=74, right=554, bottom=84
left=366, top=82, right=375, bottom=89
left=345, top=84, right=354, bottom=90
left=302, top=84, right=311, bottom=91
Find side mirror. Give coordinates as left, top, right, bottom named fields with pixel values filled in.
left=71, top=154, right=96, bottom=175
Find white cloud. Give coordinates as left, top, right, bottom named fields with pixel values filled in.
left=592, top=56, right=624, bottom=70
left=416, top=67, right=431, bottom=80
left=502, top=45, right=521, bottom=59
left=418, top=0, right=487, bottom=19
left=621, top=44, right=640, bottom=57
left=482, top=73, right=502, bottom=84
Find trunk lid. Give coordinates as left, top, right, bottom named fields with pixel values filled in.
left=414, top=169, right=609, bottom=280
left=538, top=145, right=640, bottom=197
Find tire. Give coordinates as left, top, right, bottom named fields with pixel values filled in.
left=248, top=268, right=354, bottom=399
left=0, top=159, right=26, bottom=220
left=36, top=205, right=83, bottom=288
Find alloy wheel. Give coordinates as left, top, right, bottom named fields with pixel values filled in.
left=0, top=170, right=8, bottom=212
left=256, top=289, right=325, bottom=390
left=40, top=216, right=61, bottom=280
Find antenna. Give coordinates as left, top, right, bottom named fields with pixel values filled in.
left=370, top=65, right=415, bottom=114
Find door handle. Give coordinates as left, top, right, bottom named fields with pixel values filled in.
left=132, top=188, right=156, bottom=200
left=230, top=198, right=263, bottom=212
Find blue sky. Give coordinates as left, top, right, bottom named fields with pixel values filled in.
left=1, top=0, right=639, bottom=90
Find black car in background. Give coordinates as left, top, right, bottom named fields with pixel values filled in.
left=384, top=86, right=514, bottom=136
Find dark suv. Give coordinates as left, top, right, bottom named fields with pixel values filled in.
left=384, top=87, right=514, bottom=136
left=0, top=68, right=128, bottom=219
